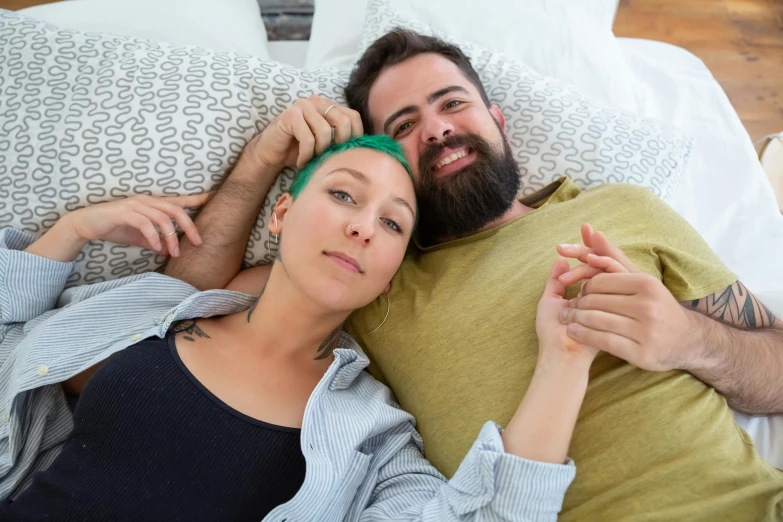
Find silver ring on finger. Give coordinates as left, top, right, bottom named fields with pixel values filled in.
left=163, top=231, right=177, bottom=237
left=323, top=104, right=337, bottom=117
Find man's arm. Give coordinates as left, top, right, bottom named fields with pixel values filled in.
left=164, top=150, right=277, bottom=290
left=557, top=225, right=783, bottom=415
left=682, top=281, right=783, bottom=415
left=165, top=96, right=362, bottom=290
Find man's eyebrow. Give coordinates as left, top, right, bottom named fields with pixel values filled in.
left=327, top=167, right=370, bottom=185
left=382, top=85, right=470, bottom=134
left=383, top=105, right=417, bottom=135
left=427, top=85, right=468, bottom=104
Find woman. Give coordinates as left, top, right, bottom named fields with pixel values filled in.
left=0, top=135, right=607, bottom=521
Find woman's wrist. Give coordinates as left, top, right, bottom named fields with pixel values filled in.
left=24, top=212, right=88, bottom=262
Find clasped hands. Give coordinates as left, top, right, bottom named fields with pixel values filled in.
left=547, top=224, right=696, bottom=373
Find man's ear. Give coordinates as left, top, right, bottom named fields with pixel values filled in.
left=269, top=193, right=293, bottom=234
left=489, top=104, right=507, bottom=134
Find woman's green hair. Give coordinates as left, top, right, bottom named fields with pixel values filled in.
left=289, top=134, right=413, bottom=199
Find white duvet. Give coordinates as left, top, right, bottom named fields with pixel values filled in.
left=619, top=38, right=783, bottom=469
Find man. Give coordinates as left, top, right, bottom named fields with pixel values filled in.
left=166, top=29, right=783, bottom=520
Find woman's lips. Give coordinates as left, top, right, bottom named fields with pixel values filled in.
left=324, top=251, right=362, bottom=273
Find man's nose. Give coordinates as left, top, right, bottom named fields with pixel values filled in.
left=422, top=116, right=454, bottom=144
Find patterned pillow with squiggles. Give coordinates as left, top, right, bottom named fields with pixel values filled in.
left=358, top=0, right=692, bottom=201
left=0, top=10, right=349, bottom=287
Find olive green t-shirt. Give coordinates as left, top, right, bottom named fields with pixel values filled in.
left=347, top=178, right=783, bottom=521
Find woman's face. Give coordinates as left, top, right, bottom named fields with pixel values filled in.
left=273, top=148, right=417, bottom=313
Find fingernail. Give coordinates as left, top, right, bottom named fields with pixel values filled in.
left=155, top=242, right=162, bottom=251
left=195, top=233, right=203, bottom=245
left=173, top=246, right=180, bottom=257
left=567, top=323, right=580, bottom=336
left=560, top=309, right=569, bottom=322
left=559, top=244, right=579, bottom=249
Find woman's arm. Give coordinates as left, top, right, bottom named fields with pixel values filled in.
left=358, top=258, right=598, bottom=521
left=24, top=194, right=209, bottom=263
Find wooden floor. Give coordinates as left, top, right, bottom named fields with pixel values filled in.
left=3, top=0, right=782, bottom=143
left=614, top=0, right=783, bottom=144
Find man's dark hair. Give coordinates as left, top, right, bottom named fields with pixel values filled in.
left=345, top=28, right=491, bottom=133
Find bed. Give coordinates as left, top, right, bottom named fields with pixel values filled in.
left=13, top=0, right=783, bottom=469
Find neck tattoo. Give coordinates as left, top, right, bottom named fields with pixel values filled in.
left=246, top=282, right=267, bottom=323
left=315, top=326, right=342, bottom=360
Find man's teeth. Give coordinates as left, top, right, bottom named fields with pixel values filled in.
left=435, top=149, right=468, bottom=169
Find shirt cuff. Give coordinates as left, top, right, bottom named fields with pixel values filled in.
left=448, top=421, right=576, bottom=521
left=0, top=228, right=74, bottom=323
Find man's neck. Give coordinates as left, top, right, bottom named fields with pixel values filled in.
left=433, top=199, right=533, bottom=245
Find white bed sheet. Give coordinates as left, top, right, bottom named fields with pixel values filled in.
left=269, top=38, right=783, bottom=470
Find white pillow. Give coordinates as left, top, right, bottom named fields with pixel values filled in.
left=0, top=10, right=346, bottom=287
left=19, top=0, right=271, bottom=59
left=307, top=0, right=633, bottom=110
left=357, top=0, right=692, bottom=201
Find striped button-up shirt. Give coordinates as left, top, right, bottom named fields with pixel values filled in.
left=0, top=227, right=575, bottom=521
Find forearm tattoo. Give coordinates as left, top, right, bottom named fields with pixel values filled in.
left=688, top=281, right=777, bottom=329
left=170, top=319, right=212, bottom=342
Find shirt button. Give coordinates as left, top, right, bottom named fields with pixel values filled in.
left=131, top=334, right=142, bottom=341
left=36, top=365, right=48, bottom=377
left=1, top=411, right=8, bottom=422
left=335, top=378, right=341, bottom=387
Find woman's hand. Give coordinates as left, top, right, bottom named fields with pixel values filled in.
left=67, top=193, right=210, bottom=256
left=536, top=256, right=600, bottom=365
left=26, top=193, right=211, bottom=263
left=555, top=223, right=640, bottom=287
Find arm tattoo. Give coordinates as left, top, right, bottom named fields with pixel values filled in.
left=686, top=281, right=777, bottom=329
left=170, top=319, right=212, bottom=342
left=315, top=326, right=342, bottom=360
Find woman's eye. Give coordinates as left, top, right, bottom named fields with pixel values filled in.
left=330, top=190, right=354, bottom=203
left=381, top=218, right=402, bottom=234
left=445, top=100, right=462, bottom=109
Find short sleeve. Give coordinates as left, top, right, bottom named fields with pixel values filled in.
left=643, top=194, right=738, bottom=301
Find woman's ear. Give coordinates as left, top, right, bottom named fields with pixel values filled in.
left=269, top=193, right=293, bottom=234
left=383, top=282, right=392, bottom=294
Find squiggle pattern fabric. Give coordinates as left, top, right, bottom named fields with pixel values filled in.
left=0, top=7, right=690, bottom=287
left=358, top=0, right=692, bottom=200
left=0, top=11, right=348, bottom=287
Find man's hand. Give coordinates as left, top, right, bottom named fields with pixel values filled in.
left=252, top=95, right=363, bottom=170
left=560, top=272, right=695, bottom=372
left=555, top=222, right=695, bottom=372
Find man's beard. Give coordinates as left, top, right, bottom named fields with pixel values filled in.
left=416, top=130, right=520, bottom=244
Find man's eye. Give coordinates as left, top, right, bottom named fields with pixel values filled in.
left=330, top=190, right=354, bottom=203
left=394, top=122, right=413, bottom=136
left=445, top=100, right=462, bottom=109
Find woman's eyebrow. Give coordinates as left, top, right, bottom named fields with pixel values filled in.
left=392, top=196, right=416, bottom=220
left=326, top=168, right=370, bottom=185
left=327, top=167, right=414, bottom=218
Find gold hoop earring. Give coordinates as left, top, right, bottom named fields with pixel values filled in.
left=359, top=293, right=390, bottom=335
